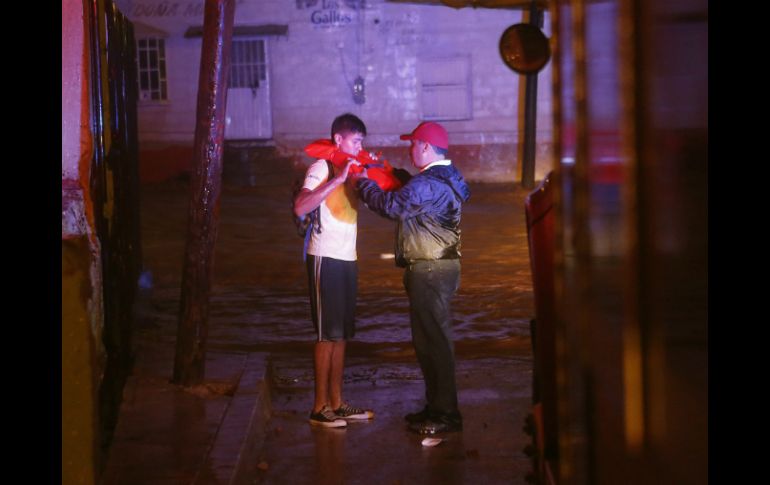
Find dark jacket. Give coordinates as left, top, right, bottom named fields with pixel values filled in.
left=357, top=163, right=471, bottom=267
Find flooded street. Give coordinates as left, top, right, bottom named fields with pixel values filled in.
left=140, top=176, right=533, bottom=353
left=137, top=171, right=535, bottom=483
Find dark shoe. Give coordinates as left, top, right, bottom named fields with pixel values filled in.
left=333, top=402, right=375, bottom=420
left=442, top=410, right=463, bottom=424
left=408, top=418, right=462, bottom=435
left=404, top=405, right=432, bottom=424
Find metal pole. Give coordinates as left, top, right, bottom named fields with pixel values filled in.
left=521, top=1, right=543, bottom=190
left=173, top=0, right=235, bottom=386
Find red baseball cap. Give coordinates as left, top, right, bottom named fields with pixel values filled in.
left=399, top=121, right=449, bottom=150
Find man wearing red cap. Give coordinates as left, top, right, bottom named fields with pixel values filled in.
left=351, top=121, right=470, bottom=434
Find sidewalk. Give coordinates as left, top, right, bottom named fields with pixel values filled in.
left=102, top=329, right=271, bottom=484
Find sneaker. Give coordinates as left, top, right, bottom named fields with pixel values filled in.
left=333, top=402, right=375, bottom=420
left=309, top=406, right=347, bottom=428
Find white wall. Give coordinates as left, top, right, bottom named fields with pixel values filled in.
left=271, top=2, right=546, bottom=144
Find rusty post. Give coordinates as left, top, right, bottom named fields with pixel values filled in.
left=521, top=0, right=543, bottom=190
left=173, top=0, right=235, bottom=386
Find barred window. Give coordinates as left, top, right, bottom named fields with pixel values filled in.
left=228, top=39, right=267, bottom=89
left=137, top=37, right=167, bottom=101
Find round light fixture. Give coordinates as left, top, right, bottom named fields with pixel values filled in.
left=499, top=23, right=551, bottom=74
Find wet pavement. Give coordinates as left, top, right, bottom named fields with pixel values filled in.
left=104, top=164, right=536, bottom=484
left=261, top=355, right=532, bottom=485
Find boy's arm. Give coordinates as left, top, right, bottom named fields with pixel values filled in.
left=293, top=159, right=358, bottom=217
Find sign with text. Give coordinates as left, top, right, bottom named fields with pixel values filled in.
left=296, top=0, right=362, bottom=29
left=125, top=0, right=245, bottom=19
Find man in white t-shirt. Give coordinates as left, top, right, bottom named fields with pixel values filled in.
left=293, top=113, right=375, bottom=428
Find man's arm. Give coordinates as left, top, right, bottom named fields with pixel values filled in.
left=293, top=159, right=358, bottom=217
left=356, top=177, right=427, bottom=220
left=392, top=167, right=412, bottom=186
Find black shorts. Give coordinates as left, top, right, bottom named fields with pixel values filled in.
left=306, top=255, right=357, bottom=341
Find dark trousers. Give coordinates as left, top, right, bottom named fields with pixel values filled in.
left=403, top=259, right=461, bottom=418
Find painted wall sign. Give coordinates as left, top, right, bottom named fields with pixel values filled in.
left=130, top=1, right=204, bottom=18
left=128, top=0, right=246, bottom=19
left=297, top=0, right=362, bottom=29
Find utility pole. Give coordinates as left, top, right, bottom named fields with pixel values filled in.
left=521, top=0, right=543, bottom=189
left=173, top=0, right=235, bottom=386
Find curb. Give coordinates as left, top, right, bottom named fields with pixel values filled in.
left=195, top=352, right=272, bottom=484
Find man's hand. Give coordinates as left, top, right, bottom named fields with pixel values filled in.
left=347, top=163, right=368, bottom=187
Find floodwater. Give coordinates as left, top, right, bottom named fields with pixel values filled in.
left=140, top=176, right=533, bottom=355
left=138, top=168, right=536, bottom=484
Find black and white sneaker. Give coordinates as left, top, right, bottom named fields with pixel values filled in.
left=309, top=406, right=347, bottom=428
left=333, top=402, right=375, bottom=420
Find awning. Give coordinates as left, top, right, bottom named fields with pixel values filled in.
left=184, top=24, right=289, bottom=39
left=386, top=0, right=548, bottom=8
left=132, top=21, right=169, bottom=37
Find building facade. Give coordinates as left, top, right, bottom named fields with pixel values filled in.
left=116, top=0, right=554, bottom=182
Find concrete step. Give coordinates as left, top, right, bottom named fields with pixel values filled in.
left=102, top=351, right=271, bottom=485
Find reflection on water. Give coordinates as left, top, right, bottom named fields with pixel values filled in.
left=311, top=427, right=347, bottom=485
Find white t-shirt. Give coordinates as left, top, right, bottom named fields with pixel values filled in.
left=302, top=159, right=358, bottom=261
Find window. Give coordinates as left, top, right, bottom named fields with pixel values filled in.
left=137, top=37, right=167, bottom=101
left=228, top=39, right=267, bottom=89
left=420, top=57, right=472, bottom=121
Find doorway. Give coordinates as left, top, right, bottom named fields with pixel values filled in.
left=225, top=37, right=272, bottom=140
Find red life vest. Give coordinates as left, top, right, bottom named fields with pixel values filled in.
left=304, top=139, right=403, bottom=191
